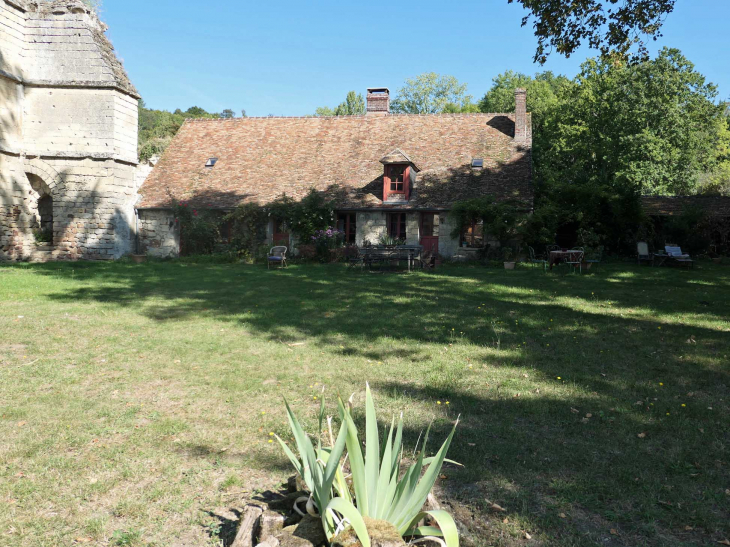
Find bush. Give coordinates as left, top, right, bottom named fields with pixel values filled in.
left=225, top=203, right=267, bottom=259
left=172, top=202, right=220, bottom=256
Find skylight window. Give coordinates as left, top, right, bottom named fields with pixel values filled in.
left=205, top=158, right=218, bottom=168
left=471, top=158, right=484, bottom=169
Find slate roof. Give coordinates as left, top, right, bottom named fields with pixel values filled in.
left=137, top=113, right=533, bottom=210
left=642, top=196, right=730, bottom=217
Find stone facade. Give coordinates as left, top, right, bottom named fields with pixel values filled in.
left=137, top=209, right=178, bottom=258
left=0, top=0, right=140, bottom=261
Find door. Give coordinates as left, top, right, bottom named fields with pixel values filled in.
left=420, top=213, right=439, bottom=254
left=272, top=217, right=290, bottom=246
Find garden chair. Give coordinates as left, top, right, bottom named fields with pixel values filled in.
left=664, top=245, right=693, bottom=268
left=637, top=242, right=653, bottom=266
left=267, top=246, right=287, bottom=269
left=528, top=246, right=547, bottom=271
left=584, top=246, right=603, bottom=271
left=344, top=246, right=363, bottom=268
left=564, top=247, right=584, bottom=273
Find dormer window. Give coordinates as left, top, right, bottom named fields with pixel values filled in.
left=388, top=165, right=406, bottom=193
left=205, top=158, right=218, bottom=168
left=380, top=149, right=419, bottom=203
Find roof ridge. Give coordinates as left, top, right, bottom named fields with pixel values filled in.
left=182, top=112, right=520, bottom=122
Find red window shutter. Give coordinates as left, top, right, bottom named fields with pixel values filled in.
left=383, top=166, right=390, bottom=201
left=403, top=165, right=411, bottom=201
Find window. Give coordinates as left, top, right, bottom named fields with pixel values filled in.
left=461, top=220, right=484, bottom=247
left=388, top=213, right=407, bottom=240
left=205, top=158, right=218, bottom=168
left=471, top=158, right=483, bottom=169
left=388, top=165, right=405, bottom=193
left=336, top=213, right=357, bottom=244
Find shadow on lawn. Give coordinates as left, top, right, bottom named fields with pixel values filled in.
left=11, top=261, right=730, bottom=545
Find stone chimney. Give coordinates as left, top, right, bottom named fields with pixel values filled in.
left=366, top=88, right=390, bottom=116
left=514, top=88, right=527, bottom=142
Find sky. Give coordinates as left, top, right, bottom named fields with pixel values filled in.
left=102, top=0, right=730, bottom=117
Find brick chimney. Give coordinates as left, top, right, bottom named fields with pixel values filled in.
left=514, top=88, right=527, bottom=141
left=366, top=88, right=390, bottom=116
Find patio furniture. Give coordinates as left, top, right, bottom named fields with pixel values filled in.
left=584, top=246, right=603, bottom=271
left=548, top=248, right=583, bottom=270
left=564, top=247, right=584, bottom=273
left=343, top=245, right=363, bottom=268
left=267, top=246, right=287, bottom=269
left=361, top=245, right=422, bottom=272
left=665, top=245, right=694, bottom=268
left=637, top=242, right=653, bottom=266
left=528, top=246, right=547, bottom=271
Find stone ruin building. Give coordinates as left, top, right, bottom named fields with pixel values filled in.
left=0, top=0, right=140, bottom=261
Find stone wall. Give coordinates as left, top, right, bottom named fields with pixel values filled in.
left=137, top=209, right=179, bottom=257
left=0, top=0, right=140, bottom=262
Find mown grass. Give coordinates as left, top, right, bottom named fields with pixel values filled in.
left=0, top=260, right=728, bottom=547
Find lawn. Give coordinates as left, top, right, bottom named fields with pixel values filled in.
left=0, top=260, right=728, bottom=547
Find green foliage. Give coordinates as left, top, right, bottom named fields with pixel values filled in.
left=32, top=228, right=52, bottom=244
left=225, top=203, right=268, bottom=259
left=478, top=49, right=728, bottom=253
left=542, top=48, right=724, bottom=196
left=138, top=102, right=221, bottom=162
left=269, top=189, right=335, bottom=242
left=276, top=385, right=460, bottom=546
left=510, top=0, right=676, bottom=65
left=219, top=109, right=236, bottom=119
left=377, top=234, right=405, bottom=246
left=450, top=196, right=525, bottom=250
left=315, top=91, right=366, bottom=116
left=391, top=73, right=472, bottom=114
left=172, top=202, right=220, bottom=256
left=662, top=205, right=711, bottom=255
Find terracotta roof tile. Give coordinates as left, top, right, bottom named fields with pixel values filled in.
left=138, top=113, right=533, bottom=210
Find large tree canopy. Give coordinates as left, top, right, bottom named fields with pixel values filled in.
left=390, top=73, right=474, bottom=114
left=542, top=48, right=724, bottom=196
left=509, top=0, right=676, bottom=64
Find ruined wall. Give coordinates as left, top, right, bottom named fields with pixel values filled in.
left=137, top=209, right=179, bottom=258
left=0, top=0, right=140, bottom=261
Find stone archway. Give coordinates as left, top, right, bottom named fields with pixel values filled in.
left=25, top=171, right=55, bottom=245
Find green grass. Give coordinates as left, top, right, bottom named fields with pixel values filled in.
left=0, top=260, right=728, bottom=547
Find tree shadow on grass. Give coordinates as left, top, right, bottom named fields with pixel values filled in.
left=7, top=261, right=729, bottom=545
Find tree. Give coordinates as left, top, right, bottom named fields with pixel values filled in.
left=315, top=91, right=365, bottom=116
left=219, top=109, right=236, bottom=119
left=478, top=70, right=571, bottom=129
left=509, top=0, right=676, bottom=64
left=542, top=48, right=724, bottom=196
left=390, top=73, right=472, bottom=114
left=138, top=103, right=220, bottom=162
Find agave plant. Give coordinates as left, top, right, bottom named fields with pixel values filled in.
left=277, top=385, right=460, bottom=547
left=275, top=396, right=350, bottom=539
left=326, top=384, right=460, bottom=547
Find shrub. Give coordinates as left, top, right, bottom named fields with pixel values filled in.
left=172, top=202, right=220, bottom=256
left=276, top=385, right=459, bottom=547
left=225, top=203, right=268, bottom=258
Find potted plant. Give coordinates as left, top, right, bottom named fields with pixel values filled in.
left=503, top=246, right=516, bottom=270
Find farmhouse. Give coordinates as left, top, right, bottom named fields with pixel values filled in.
left=137, top=88, right=534, bottom=258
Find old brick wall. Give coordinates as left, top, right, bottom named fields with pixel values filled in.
left=0, top=0, right=139, bottom=262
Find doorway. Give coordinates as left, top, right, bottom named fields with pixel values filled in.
left=420, top=212, right=439, bottom=254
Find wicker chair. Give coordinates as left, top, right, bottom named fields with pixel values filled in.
left=267, top=246, right=287, bottom=269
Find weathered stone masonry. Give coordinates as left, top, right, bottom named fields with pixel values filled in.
left=0, top=0, right=140, bottom=261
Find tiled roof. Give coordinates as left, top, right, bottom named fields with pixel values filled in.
left=642, top=196, right=730, bottom=217
left=137, top=113, right=533, bottom=210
